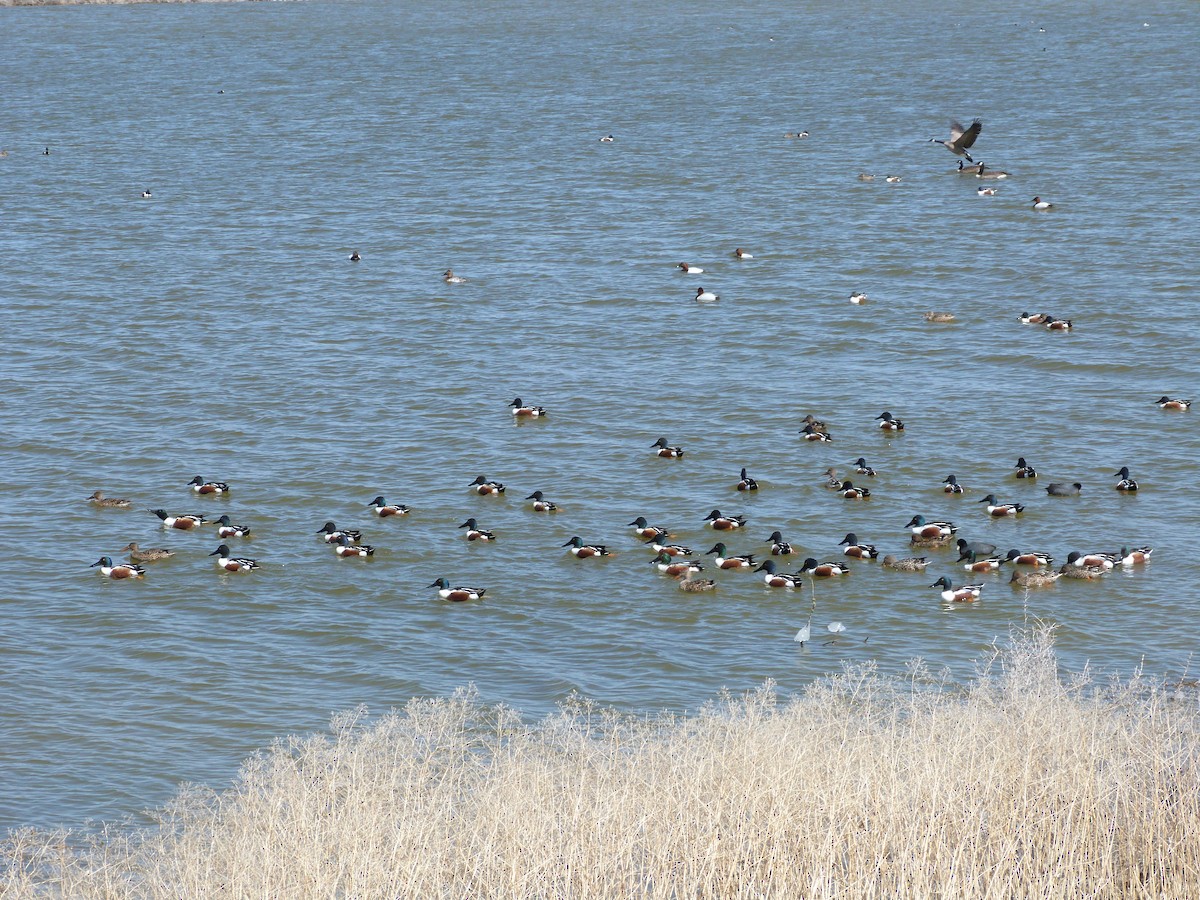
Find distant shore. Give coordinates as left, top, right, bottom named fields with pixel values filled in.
left=0, top=0, right=263, bottom=6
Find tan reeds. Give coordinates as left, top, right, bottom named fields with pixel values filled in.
left=5, top=625, right=1200, bottom=898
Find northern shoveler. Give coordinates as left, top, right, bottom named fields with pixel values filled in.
left=368, top=496, right=410, bottom=517
left=956, top=539, right=998, bottom=557
left=443, top=269, right=467, bottom=284
left=931, top=576, right=982, bottom=603
left=734, top=248, right=754, bottom=259
left=706, top=543, right=755, bottom=569
left=1018, top=312, right=1051, bottom=324
left=650, top=552, right=703, bottom=578
left=882, top=555, right=928, bottom=572
left=1118, top=546, right=1153, bottom=565
left=650, top=437, right=684, bottom=458
left=736, top=468, right=759, bottom=491
left=854, top=458, right=878, bottom=477
left=678, top=262, right=704, bottom=274
left=822, top=468, right=843, bottom=490
left=885, top=175, right=902, bottom=183
left=1113, top=467, right=1138, bottom=492
left=943, top=475, right=965, bottom=494
left=924, top=311, right=956, bottom=322
left=679, top=577, right=717, bottom=592
left=1045, top=317, right=1072, bottom=331
left=875, top=411, right=904, bottom=431
left=141, top=190, right=152, bottom=198
left=150, top=509, right=205, bottom=530
left=754, top=560, right=804, bottom=589
left=429, top=578, right=485, bottom=601
left=801, top=415, right=829, bottom=434
left=87, top=491, right=132, bottom=509
left=1003, top=549, right=1054, bottom=567
left=348, top=251, right=360, bottom=261
left=704, top=509, right=746, bottom=530
left=629, top=517, right=671, bottom=539
left=694, top=287, right=719, bottom=302
left=979, top=494, right=1024, bottom=517
left=315, top=522, right=363, bottom=544
left=1058, top=561, right=1107, bottom=580
left=839, top=480, right=871, bottom=499
left=91, top=556, right=145, bottom=579
left=212, top=515, right=250, bottom=538
left=563, top=536, right=610, bottom=558
left=799, top=557, right=850, bottom=577
left=645, top=535, right=693, bottom=556
left=961, top=552, right=1003, bottom=572
left=1010, top=570, right=1061, bottom=588
left=800, top=424, right=832, bottom=442
left=209, top=544, right=259, bottom=572
left=121, top=542, right=174, bottom=562
left=1065, top=550, right=1117, bottom=570
left=1045, top=482, right=1082, bottom=497
left=469, top=476, right=506, bottom=495
left=509, top=397, right=547, bottom=417
left=458, top=518, right=496, bottom=542
left=906, top=516, right=957, bottom=539
left=850, top=291, right=868, bottom=304
left=911, top=533, right=954, bottom=549
left=525, top=490, right=558, bottom=512
left=976, top=187, right=997, bottom=196
left=839, top=533, right=878, bottom=559
left=598, top=135, right=614, bottom=143
left=1031, top=196, right=1054, bottom=210
left=765, top=531, right=796, bottom=556
left=188, top=476, right=230, bottom=495
left=1014, top=458, right=1037, bottom=479
left=334, top=534, right=375, bottom=557
left=1155, top=396, right=1191, bottom=411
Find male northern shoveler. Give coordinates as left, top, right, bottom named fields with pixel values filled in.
left=905, top=516, right=957, bottom=539
left=976, top=187, right=997, bottom=196
left=1045, top=317, right=1072, bottom=331
left=694, top=287, right=719, bottom=302
left=706, top=542, right=755, bottom=569
left=209, top=544, right=259, bottom=572
left=766, top=531, right=796, bottom=556
left=1155, top=396, right=1191, bottom=411
left=1118, top=546, right=1153, bottom=565
left=822, top=468, right=844, bottom=490
left=509, top=397, right=547, bottom=417
left=368, top=496, right=410, bottom=517
left=1113, top=467, right=1138, bottom=492
left=876, top=411, right=904, bottom=431
left=525, top=490, right=558, bottom=512
left=961, top=552, right=1003, bottom=573
left=315, top=521, right=363, bottom=544
left=1014, top=457, right=1037, bottom=479
left=150, top=509, right=205, bottom=530
left=943, top=475, right=965, bottom=494
left=348, top=251, right=361, bottom=261
left=882, top=555, right=928, bottom=572
left=333, top=534, right=375, bottom=557
left=458, top=518, right=496, bottom=542
left=1065, top=550, right=1118, bottom=570
left=754, top=560, right=804, bottom=589
left=121, top=542, right=174, bottom=562
left=800, top=424, right=832, bottom=442
left=839, top=533, right=878, bottom=559
left=1010, top=570, right=1061, bottom=588
left=704, top=509, right=746, bottom=530
left=650, top=437, right=684, bottom=458
left=678, top=262, right=704, bottom=274
left=679, top=577, right=717, bottom=592
left=979, top=494, right=1024, bottom=517
left=429, top=578, right=485, bottom=601
left=563, top=536, right=611, bottom=558
left=736, top=468, right=759, bottom=491
left=91, top=556, right=145, bottom=579
left=443, top=269, right=467, bottom=284
left=645, top=535, right=693, bottom=556
left=188, top=476, right=230, bottom=495
left=1003, top=549, right=1054, bottom=567
left=212, top=515, right=250, bottom=538
left=87, top=491, right=132, bottom=509
left=930, top=576, right=982, bottom=603
left=598, top=135, right=615, bottom=143
left=956, top=539, right=998, bottom=558
left=629, top=517, right=670, bottom=539
left=839, top=480, right=870, bottom=499
left=854, top=458, right=878, bottom=477
left=1045, top=482, right=1082, bottom=497
left=650, top=552, right=703, bottom=578
left=850, top=291, right=868, bottom=304
left=1018, top=312, right=1051, bottom=324
left=799, top=557, right=850, bottom=577
left=801, top=415, right=829, bottom=434
left=469, top=475, right=506, bottom=495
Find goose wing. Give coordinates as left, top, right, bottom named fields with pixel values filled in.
left=952, top=119, right=982, bottom=150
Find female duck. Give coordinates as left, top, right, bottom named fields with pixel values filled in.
left=121, top=542, right=174, bottom=562
left=87, top=491, right=132, bottom=509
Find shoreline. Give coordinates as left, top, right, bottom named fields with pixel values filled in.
left=0, top=0, right=265, bottom=6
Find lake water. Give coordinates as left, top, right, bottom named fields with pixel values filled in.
left=1, top=0, right=1198, bottom=830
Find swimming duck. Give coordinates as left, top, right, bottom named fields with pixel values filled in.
left=800, top=424, right=833, bottom=442
left=458, top=518, right=496, bottom=542
left=333, top=534, right=375, bottom=557
left=801, top=414, right=829, bottom=434
left=924, top=311, right=956, bottom=322
left=961, top=552, right=1003, bottom=573
left=1031, top=196, right=1054, bottom=210
left=930, top=576, right=982, bottom=603
left=975, top=163, right=1008, bottom=179
left=875, top=411, right=904, bottom=431
left=905, top=516, right=957, bottom=538
left=91, top=556, right=146, bottom=579
left=838, top=480, right=870, bottom=499
left=784, top=131, right=809, bottom=139
left=1118, top=546, right=1153, bottom=565
left=958, top=160, right=984, bottom=174
left=1058, top=561, right=1107, bottom=580
left=150, top=509, right=205, bottom=530
left=650, top=437, right=684, bottom=458
left=694, top=287, right=719, bottom=302
left=822, top=468, right=844, bottom=490
left=857, top=173, right=876, bottom=181
left=1014, top=458, right=1037, bottom=479
left=943, top=475, right=965, bottom=494
left=704, top=509, right=746, bottom=530
left=1003, top=549, right=1055, bottom=567
left=629, top=517, right=671, bottom=539
left=315, top=522, right=362, bottom=544
left=1009, top=570, right=1061, bottom=588
left=736, top=468, right=759, bottom=491
left=509, top=398, right=547, bottom=417
left=854, top=458, right=878, bottom=477
left=525, top=490, right=558, bottom=512
left=979, top=494, right=1024, bottom=516
left=598, top=135, right=614, bottom=143
left=188, top=476, right=230, bottom=495
left=429, top=578, right=486, bottom=601
left=644, top=535, right=693, bottom=557
left=734, top=248, right=754, bottom=259
left=882, top=555, right=928, bottom=572
left=1045, top=482, right=1082, bottom=497
left=765, top=531, right=796, bottom=556
left=1018, top=312, right=1051, bottom=325
left=754, top=560, right=804, bottom=589
left=87, top=491, right=132, bottom=509
left=885, top=175, right=902, bottom=183
left=563, top=536, right=610, bottom=558
left=799, top=558, right=851, bottom=577
left=678, top=262, right=704, bottom=274
left=1045, top=317, right=1072, bottom=331
left=121, top=542, right=174, bottom=562
left=1155, top=396, right=1191, bottom=410
left=209, top=544, right=259, bottom=572
left=212, top=515, right=250, bottom=538
left=1065, top=550, right=1118, bottom=570
left=706, top=542, right=755, bottom=569
left=911, top=533, right=954, bottom=549
left=850, top=291, right=868, bottom=304
left=976, top=187, right=997, bottom=196
left=348, top=251, right=361, bottom=261
left=928, top=119, right=982, bottom=162
left=443, top=269, right=467, bottom=284
left=1113, top=467, right=1138, bottom=492
left=678, top=576, right=717, bottom=592
left=839, top=533, right=878, bottom=559
left=650, top=552, right=704, bottom=578
left=140, top=190, right=152, bottom=198
left=368, top=496, right=410, bottom=517
left=956, top=539, right=998, bottom=558
left=469, top=475, right=506, bottom=495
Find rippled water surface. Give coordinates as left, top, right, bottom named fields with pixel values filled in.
left=1, top=0, right=1198, bottom=828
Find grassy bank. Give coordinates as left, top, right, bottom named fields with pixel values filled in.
left=5, top=626, right=1199, bottom=897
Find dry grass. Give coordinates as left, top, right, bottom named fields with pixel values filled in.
left=5, top=625, right=1200, bottom=898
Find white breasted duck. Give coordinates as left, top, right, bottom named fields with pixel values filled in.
left=563, top=536, right=610, bottom=558
left=931, top=577, right=982, bottom=603
left=694, top=287, right=719, bottom=302
left=850, top=291, right=868, bottom=304
left=1113, top=467, right=1138, bottom=492
left=209, top=544, right=259, bottom=572
left=598, top=135, right=614, bottom=143
left=140, top=190, right=152, bottom=198
left=839, top=533, right=878, bottom=559
left=469, top=475, right=506, bottom=495
left=1013, top=457, right=1037, bottom=479
left=644, top=534, right=693, bottom=557
left=979, top=494, right=1024, bottom=516
left=734, top=248, right=754, bottom=259
left=1031, top=196, right=1054, bottom=210
left=798, top=557, right=850, bottom=577
left=458, top=518, right=496, bottom=542
left=429, top=578, right=485, bottom=601
left=754, top=560, right=804, bottom=589
left=188, top=476, right=229, bottom=495
left=91, top=556, right=145, bottom=579
left=1118, top=546, right=1153, bottom=566
left=875, top=411, right=904, bottom=431
left=736, top=468, right=759, bottom=491
left=677, top=262, right=704, bottom=274
left=509, top=397, right=547, bottom=418
left=885, top=175, right=902, bottom=183
left=765, top=531, right=796, bottom=557
left=650, top=437, right=684, bottom=458
left=1018, top=312, right=1051, bottom=325
left=961, top=552, right=1003, bottom=573
left=629, top=517, right=671, bottom=539
left=854, top=458, right=877, bottom=477
left=1065, top=550, right=1118, bottom=571
left=905, top=516, right=957, bottom=539
left=369, top=496, right=410, bottom=517
left=800, top=424, right=832, bottom=442
left=150, top=509, right=205, bottom=530
left=838, top=480, right=870, bottom=499
left=704, top=509, right=746, bottom=531
left=1155, top=396, right=1191, bottom=410
left=706, top=542, right=755, bottom=569
left=943, top=475, right=965, bottom=494
left=823, top=468, right=844, bottom=490
left=212, top=515, right=250, bottom=538
left=977, top=187, right=997, bottom=196
left=87, top=491, right=132, bottom=508
left=348, top=251, right=361, bottom=261
left=525, top=490, right=558, bottom=512
left=650, top=552, right=704, bottom=578
left=333, top=534, right=375, bottom=557
left=315, top=522, right=362, bottom=544
left=1003, top=549, right=1055, bottom=567
left=1045, top=317, right=1073, bottom=331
